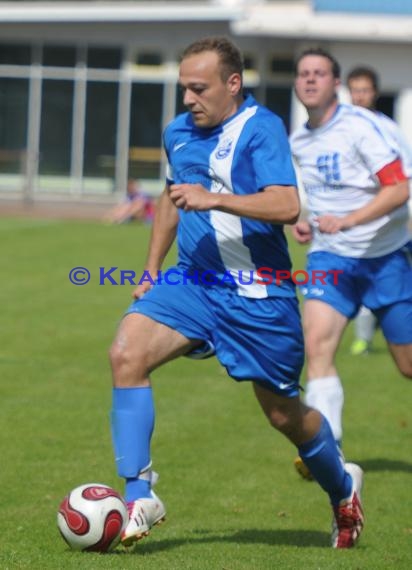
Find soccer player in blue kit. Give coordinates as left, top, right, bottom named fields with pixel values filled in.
left=109, top=37, right=364, bottom=549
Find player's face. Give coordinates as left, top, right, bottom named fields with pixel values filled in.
left=348, top=77, right=377, bottom=110
left=294, top=55, right=340, bottom=111
left=179, top=51, right=242, bottom=128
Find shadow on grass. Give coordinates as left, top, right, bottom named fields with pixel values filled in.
left=118, top=528, right=330, bottom=555
left=357, top=458, right=412, bottom=474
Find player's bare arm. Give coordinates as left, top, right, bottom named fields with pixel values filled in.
left=132, top=186, right=179, bottom=298
left=170, top=183, right=300, bottom=224
left=316, top=177, right=409, bottom=234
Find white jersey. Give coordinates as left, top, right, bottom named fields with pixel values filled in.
left=290, top=103, right=411, bottom=258
left=375, top=111, right=412, bottom=177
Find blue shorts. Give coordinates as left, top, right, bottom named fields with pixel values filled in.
left=300, top=241, right=412, bottom=344
left=125, top=267, right=304, bottom=397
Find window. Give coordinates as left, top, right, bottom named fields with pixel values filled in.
left=129, top=83, right=163, bottom=179
left=43, top=45, right=77, bottom=68
left=175, top=84, right=186, bottom=117
left=243, top=55, right=256, bottom=71
left=265, top=86, right=292, bottom=132
left=39, top=80, right=74, bottom=175
left=0, top=43, right=31, bottom=65
left=84, top=82, right=118, bottom=177
left=266, top=56, right=294, bottom=132
left=270, top=57, right=294, bottom=75
left=377, top=94, right=395, bottom=119
left=87, top=47, right=122, bottom=70
left=0, top=78, right=29, bottom=174
left=136, top=53, right=162, bottom=66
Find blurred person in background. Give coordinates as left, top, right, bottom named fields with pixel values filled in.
left=104, top=178, right=155, bottom=224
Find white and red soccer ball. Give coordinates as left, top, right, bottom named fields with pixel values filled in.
left=57, top=483, right=128, bottom=552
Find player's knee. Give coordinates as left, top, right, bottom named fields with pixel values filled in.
left=108, top=340, right=122, bottom=370
left=265, top=408, right=295, bottom=437
left=109, top=338, right=148, bottom=385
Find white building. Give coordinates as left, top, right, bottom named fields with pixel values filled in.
left=0, top=0, right=411, bottom=203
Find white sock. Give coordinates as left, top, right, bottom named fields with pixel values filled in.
left=355, top=306, right=377, bottom=343
left=304, top=376, right=344, bottom=443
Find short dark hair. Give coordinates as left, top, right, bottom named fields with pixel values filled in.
left=294, top=47, right=341, bottom=79
left=181, top=36, right=244, bottom=82
left=346, top=66, right=379, bottom=91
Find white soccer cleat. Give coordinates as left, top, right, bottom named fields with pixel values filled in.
left=331, top=462, right=364, bottom=548
left=121, top=489, right=166, bottom=547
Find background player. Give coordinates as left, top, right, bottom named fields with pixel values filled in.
left=290, top=47, right=412, bottom=477
left=109, top=37, right=364, bottom=549
left=346, top=66, right=412, bottom=356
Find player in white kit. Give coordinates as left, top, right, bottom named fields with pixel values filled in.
left=290, top=48, right=412, bottom=478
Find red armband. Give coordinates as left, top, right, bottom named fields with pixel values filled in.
left=376, top=159, right=407, bottom=186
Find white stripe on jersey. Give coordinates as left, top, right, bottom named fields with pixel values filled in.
left=209, top=106, right=268, bottom=298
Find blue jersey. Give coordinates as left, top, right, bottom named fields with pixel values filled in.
left=163, top=94, right=298, bottom=299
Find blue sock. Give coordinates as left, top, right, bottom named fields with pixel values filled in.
left=125, top=477, right=151, bottom=502
left=111, top=386, right=155, bottom=501
left=298, top=417, right=352, bottom=506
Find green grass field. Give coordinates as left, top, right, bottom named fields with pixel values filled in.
left=1, top=218, right=411, bottom=569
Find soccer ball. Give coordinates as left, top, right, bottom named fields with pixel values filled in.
left=57, top=483, right=128, bottom=552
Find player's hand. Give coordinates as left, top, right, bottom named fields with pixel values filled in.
left=315, top=214, right=353, bottom=234
left=132, top=279, right=153, bottom=299
left=169, top=183, right=217, bottom=211
left=291, top=221, right=313, bottom=244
